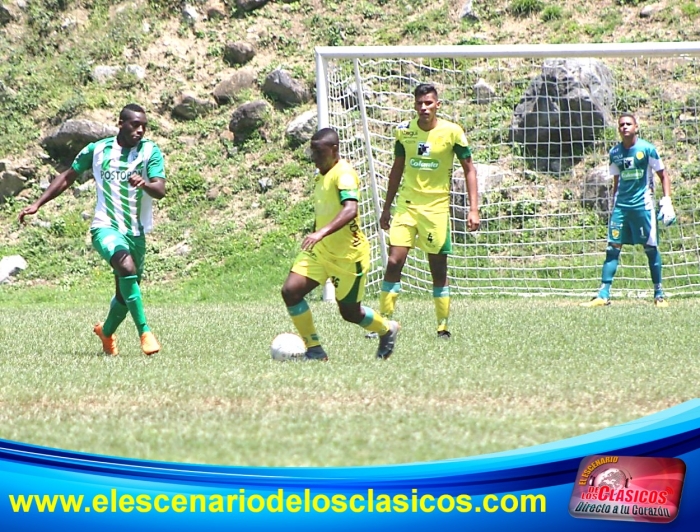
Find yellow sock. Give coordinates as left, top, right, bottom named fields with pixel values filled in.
left=433, top=286, right=450, bottom=332
left=359, top=306, right=390, bottom=335
left=379, top=281, right=401, bottom=318
left=286, top=300, right=320, bottom=348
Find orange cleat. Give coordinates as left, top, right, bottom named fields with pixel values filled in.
left=140, top=331, right=161, bottom=356
left=93, top=323, right=119, bottom=356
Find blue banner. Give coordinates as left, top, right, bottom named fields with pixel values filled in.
left=2, top=399, right=699, bottom=530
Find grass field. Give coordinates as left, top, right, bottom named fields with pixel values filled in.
left=1, top=291, right=697, bottom=467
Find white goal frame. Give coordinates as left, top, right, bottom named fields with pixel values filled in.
left=315, top=42, right=700, bottom=298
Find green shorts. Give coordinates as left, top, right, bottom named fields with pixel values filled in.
left=291, top=249, right=368, bottom=304
left=91, top=227, right=146, bottom=279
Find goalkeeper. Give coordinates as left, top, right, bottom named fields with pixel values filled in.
left=377, top=83, right=480, bottom=339
left=582, top=112, right=674, bottom=308
left=281, top=128, right=399, bottom=360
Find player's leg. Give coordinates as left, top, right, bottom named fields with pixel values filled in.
left=380, top=209, right=415, bottom=319
left=582, top=207, right=624, bottom=306
left=416, top=209, right=452, bottom=337
left=284, top=252, right=326, bottom=359
left=110, top=244, right=159, bottom=355
left=335, top=260, right=399, bottom=359
left=91, top=228, right=130, bottom=355
left=428, top=254, right=451, bottom=337
left=638, top=208, right=666, bottom=306
left=379, top=245, right=409, bottom=319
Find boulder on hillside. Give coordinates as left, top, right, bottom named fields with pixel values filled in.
left=172, top=93, right=217, bottom=120
left=451, top=164, right=512, bottom=231
left=41, top=119, right=119, bottom=160
left=510, top=58, right=614, bottom=174
left=262, top=68, right=311, bottom=107
left=285, top=109, right=317, bottom=147
left=212, top=68, right=256, bottom=105
left=0, top=255, right=27, bottom=284
left=0, top=170, right=27, bottom=203
left=581, top=164, right=614, bottom=215
left=224, top=41, right=256, bottom=66
left=236, top=0, right=270, bottom=12
left=228, top=100, right=270, bottom=143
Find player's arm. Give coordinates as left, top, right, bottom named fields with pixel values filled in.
left=458, top=156, right=479, bottom=231
left=128, top=145, right=166, bottom=199
left=301, top=199, right=358, bottom=251
left=18, top=167, right=80, bottom=223
left=380, top=141, right=406, bottom=230
left=128, top=174, right=166, bottom=199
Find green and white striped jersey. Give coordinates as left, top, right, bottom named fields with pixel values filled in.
left=72, top=137, right=165, bottom=236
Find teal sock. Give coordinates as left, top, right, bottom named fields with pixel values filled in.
left=118, top=275, right=150, bottom=336
left=102, top=296, right=128, bottom=337
left=599, top=246, right=620, bottom=299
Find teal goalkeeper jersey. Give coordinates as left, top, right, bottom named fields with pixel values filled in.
left=609, top=138, right=663, bottom=210
left=72, top=137, right=165, bottom=236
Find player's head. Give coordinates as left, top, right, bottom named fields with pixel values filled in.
left=118, top=103, right=147, bottom=148
left=617, top=112, right=638, bottom=144
left=310, top=128, right=340, bottom=174
left=413, top=84, right=440, bottom=126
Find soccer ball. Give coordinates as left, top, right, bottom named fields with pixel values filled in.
left=270, top=333, right=306, bottom=361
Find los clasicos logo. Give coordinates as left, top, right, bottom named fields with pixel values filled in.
left=569, top=455, right=686, bottom=523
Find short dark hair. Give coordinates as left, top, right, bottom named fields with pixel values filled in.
left=618, top=112, right=637, bottom=124
left=414, top=83, right=438, bottom=100
left=311, top=127, right=339, bottom=145
left=119, top=103, right=146, bottom=121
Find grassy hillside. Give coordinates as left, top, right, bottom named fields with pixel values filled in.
left=1, top=0, right=699, bottom=296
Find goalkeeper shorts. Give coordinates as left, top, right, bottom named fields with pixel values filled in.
left=291, top=249, right=368, bottom=304
left=608, top=206, right=658, bottom=247
left=389, top=204, right=451, bottom=254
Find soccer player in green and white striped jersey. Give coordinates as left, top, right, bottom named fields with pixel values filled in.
left=19, top=104, right=166, bottom=356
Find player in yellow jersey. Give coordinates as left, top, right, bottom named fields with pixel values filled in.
left=281, top=128, right=399, bottom=360
left=378, top=84, right=480, bottom=338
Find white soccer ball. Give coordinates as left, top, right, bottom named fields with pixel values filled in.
left=270, top=333, right=306, bottom=361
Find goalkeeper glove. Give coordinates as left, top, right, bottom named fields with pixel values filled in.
left=658, top=196, right=676, bottom=227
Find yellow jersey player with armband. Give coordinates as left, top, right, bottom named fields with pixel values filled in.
left=582, top=112, right=675, bottom=308
left=378, top=83, right=480, bottom=339
left=281, top=128, right=399, bottom=360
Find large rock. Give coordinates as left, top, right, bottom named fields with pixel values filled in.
left=212, top=68, right=256, bottom=105
left=228, top=100, right=270, bottom=143
left=224, top=41, right=256, bottom=66
left=0, top=255, right=27, bottom=284
left=451, top=163, right=512, bottom=230
left=581, top=164, right=614, bottom=214
left=1, top=4, right=17, bottom=25
left=41, top=119, right=119, bottom=160
left=236, top=0, right=269, bottom=12
left=172, top=93, right=217, bottom=120
left=285, top=109, right=317, bottom=147
left=510, top=59, right=614, bottom=173
left=262, top=68, right=311, bottom=107
left=0, top=170, right=27, bottom=202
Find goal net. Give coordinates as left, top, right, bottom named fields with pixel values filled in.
left=315, top=43, right=700, bottom=298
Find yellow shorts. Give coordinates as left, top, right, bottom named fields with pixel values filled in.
left=291, top=249, right=368, bottom=304
left=389, top=205, right=452, bottom=255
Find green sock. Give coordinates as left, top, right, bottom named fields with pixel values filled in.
left=118, top=275, right=150, bottom=336
left=102, top=296, right=128, bottom=337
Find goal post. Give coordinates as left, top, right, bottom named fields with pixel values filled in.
left=315, top=43, right=700, bottom=298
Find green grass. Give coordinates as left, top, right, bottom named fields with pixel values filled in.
left=1, top=296, right=697, bottom=467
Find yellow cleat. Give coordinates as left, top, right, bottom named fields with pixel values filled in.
left=580, top=297, right=611, bottom=308
left=140, top=331, right=161, bottom=356
left=654, top=297, right=669, bottom=308
left=93, top=323, right=119, bottom=356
